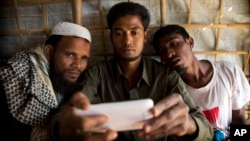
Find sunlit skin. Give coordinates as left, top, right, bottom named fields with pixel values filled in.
left=45, top=36, right=91, bottom=83
left=110, top=15, right=147, bottom=63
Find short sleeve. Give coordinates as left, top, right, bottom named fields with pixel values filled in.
left=231, top=64, right=250, bottom=109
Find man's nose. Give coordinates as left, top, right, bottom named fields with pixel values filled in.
left=72, top=58, right=82, bottom=68
left=124, top=33, right=132, bottom=46
left=166, top=48, right=175, bottom=59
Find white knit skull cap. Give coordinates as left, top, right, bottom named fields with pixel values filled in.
left=51, top=22, right=91, bottom=42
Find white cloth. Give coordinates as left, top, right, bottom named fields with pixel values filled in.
left=186, top=61, right=250, bottom=135
left=51, top=22, right=91, bottom=42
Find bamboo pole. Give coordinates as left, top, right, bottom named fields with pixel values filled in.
left=148, top=23, right=250, bottom=29
left=193, top=50, right=249, bottom=55
left=92, top=50, right=249, bottom=56
left=0, top=29, right=46, bottom=35
left=72, top=0, right=82, bottom=24
left=98, top=0, right=107, bottom=59
left=160, top=0, right=166, bottom=26
left=1, top=23, right=249, bottom=36
left=218, top=0, right=223, bottom=24
left=18, top=0, right=71, bottom=4
left=42, top=2, right=49, bottom=37
left=214, top=0, right=224, bottom=60
left=13, top=0, right=25, bottom=51
left=186, top=0, right=193, bottom=35
left=215, top=28, right=221, bottom=60
left=188, top=0, right=193, bottom=24
left=243, top=51, right=250, bottom=74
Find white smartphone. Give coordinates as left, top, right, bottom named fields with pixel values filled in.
left=73, top=98, right=154, bottom=132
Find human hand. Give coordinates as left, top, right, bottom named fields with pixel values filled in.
left=138, top=93, right=197, bottom=140
left=57, top=91, right=118, bottom=141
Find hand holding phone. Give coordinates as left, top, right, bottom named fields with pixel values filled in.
left=73, top=98, right=154, bottom=132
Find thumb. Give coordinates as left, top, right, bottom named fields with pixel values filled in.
left=70, top=91, right=90, bottom=110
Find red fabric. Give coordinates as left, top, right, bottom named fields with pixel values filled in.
left=202, top=107, right=219, bottom=124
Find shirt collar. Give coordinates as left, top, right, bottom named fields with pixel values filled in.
left=112, top=57, right=150, bottom=86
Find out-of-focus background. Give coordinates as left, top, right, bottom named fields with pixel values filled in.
left=0, top=0, right=249, bottom=121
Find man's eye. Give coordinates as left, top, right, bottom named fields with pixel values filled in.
left=81, top=57, right=88, bottom=61
left=114, top=32, right=122, bottom=37
left=65, top=53, right=73, bottom=57
left=131, top=31, right=138, bottom=36
left=169, top=42, right=179, bottom=48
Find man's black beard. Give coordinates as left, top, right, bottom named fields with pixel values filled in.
left=49, top=61, right=82, bottom=97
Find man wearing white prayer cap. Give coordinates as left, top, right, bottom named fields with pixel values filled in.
left=51, top=22, right=91, bottom=42
left=0, top=22, right=92, bottom=141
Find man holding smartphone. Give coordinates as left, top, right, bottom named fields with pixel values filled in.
left=51, top=2, right=214, bottom=141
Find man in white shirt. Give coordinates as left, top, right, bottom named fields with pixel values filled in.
left=151, top=24, right=250, bottom=140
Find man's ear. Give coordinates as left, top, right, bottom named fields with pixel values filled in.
left=109, top=31, right=113, bottom=43
left=44, top=45, right=54, bottom=60
left=188, top=37, right=194, bottom=48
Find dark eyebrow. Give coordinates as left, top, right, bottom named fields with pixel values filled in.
left=164, top=36, right=179, bottom=43
left=81, top=55, right=89, bottom=59
left=158, top=37, right=177, bottom=49
left=113, top=25, right=140, bottom=31
left=130, top=26, right=140, bottom=30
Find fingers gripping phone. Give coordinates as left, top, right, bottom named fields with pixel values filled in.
left=73, top=98, right=154, bottom=132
